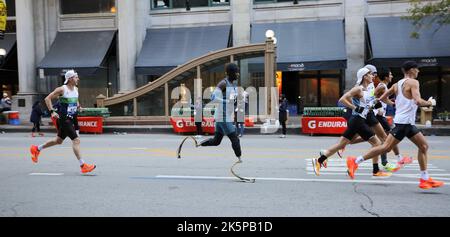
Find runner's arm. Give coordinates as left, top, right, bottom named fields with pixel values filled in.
left=410, top=80, right=432, bottom=107
left=338, top=87, right=361, bottom=110
left=378, top=84, right=395, bottom=106
left=44, top=87, right=64, bottom=112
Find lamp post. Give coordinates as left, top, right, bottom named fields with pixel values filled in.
left=107, top=82, right=112, bottom=98
left=264, top=30, right=277, bottom=118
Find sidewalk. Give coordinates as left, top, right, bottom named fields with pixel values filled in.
left=2, top=117, right=450, bottom=136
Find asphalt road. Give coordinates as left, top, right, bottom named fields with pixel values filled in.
left=1, top=132, right=449, bottom=217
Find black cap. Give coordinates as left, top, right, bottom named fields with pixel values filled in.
left=402, top=61, right=419, bottom=72
left=225, top=63, right=239, bottom=75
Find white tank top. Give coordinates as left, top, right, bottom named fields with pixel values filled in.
left=60, top=85, right=79, bottom=116
left=352, top=86, right=373, bottom=119
left=393, top=79, right=418, bottom=125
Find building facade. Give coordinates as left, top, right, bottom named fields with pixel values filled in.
left=1, top=0, right=449, bottom=119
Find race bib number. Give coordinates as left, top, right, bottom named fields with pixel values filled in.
left=67, top=103, right=77, bottom=115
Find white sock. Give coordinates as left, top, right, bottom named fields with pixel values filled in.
left=356, top=156, right=365, bottom=164
left=396, top=154, right=402, bottom=161
left=79, top=159, right=85, bottom=166
left=420, top=170, right=429, bottom=180
left=37, top=144, right=44, bottom=151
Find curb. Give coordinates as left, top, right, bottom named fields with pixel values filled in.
left=2, top=125, right=450, bottom=136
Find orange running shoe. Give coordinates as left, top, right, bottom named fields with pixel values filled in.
left=419, top=178, right=444, bottom=189
left=346, top=156, right=358, bottom=179
left=80, top=163, right=96, bottom=174
left=397, top=156, right=413, bottom=167
left=372, top=171, right=392, bottom=178
left=30, top=145, right=40, bottom=163
left=311, top=158, right=321, bottom=176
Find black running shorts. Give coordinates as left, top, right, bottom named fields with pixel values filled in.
left=56, top=118, right=79, bottom=140
left=343, top=115, right=375, bottom=141
left=390, top=124, right=420, bottom=141
left=376, top=115, right=391, bottom=132
left=365, top=111, right=380, bottom=127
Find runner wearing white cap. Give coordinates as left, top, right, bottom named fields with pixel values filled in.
left=347, top=61, right=444, bottom=189
left=312, top=67, right=390, bottom=178
left=30, top=70, right=96, bottom=174
left=337, top=65, right=404, bottom=173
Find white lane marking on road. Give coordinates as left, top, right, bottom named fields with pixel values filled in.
left=29, top=173, right=64, bottom=176
left=130, top=147, right=148, bottom=150
left=306, top=172, right=450, bottom=180
left=154, top=175, right=449, bottom=186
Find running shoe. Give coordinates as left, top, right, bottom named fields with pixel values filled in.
left=30, top=145, right=40, bottom=163
left=419, top=178, right=444, bottom=189
left=311, top=158, right=321, bottom=176
left=372, top=171, right=392, bottom=178
left=397, top=156, right=413, bottom=167
left=346, top=156, right=358, bottom=179
left=382, top=163, right=400, bottom=172
left=337, top=146, right=346, bottom=159
left=80, top=163, right=96, bottom=174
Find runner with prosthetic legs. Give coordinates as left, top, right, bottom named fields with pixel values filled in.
left=177, top=63, right=254, bottom=182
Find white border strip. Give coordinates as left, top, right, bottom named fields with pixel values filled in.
left=29, top=173, right=64, bottom=176
left=155, top=175, right=449, bottom=186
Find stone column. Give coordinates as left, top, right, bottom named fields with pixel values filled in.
left=344, top=0, right=366, bottom=91
left=231, top=0, right=251, bottom=47
left=12, top=0, right=39, bottom=120
left=117, top=0, right=137, bottom=93
left=231, top=0, right=252, bottom=90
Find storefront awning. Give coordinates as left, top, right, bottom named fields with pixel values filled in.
left=250, top=20, right=347, bottom=71
left=366, top=17, right=450, bottom=67
left=0, top=33, right=16, bottom=67
left=135, top=25, right=231, bottom=75
left=37, top=30, right=116, bottom=76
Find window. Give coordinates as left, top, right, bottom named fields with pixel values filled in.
left=60, top=0, right=116, bottom=15
left=320, top=78, right=339, bottom=106
left=300, top=78, right=318, bottom=107
left=151, top=0, right=229, bottom=10
left=6, top=0, right=15, bottom=17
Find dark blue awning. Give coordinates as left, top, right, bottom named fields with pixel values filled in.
left=135, top=25, right=231, bottom=75
left=251, top=20, right=347, bottom=71
left=0, top=33, right=17, bottom=70
left=37, top=30, right=116, bottom=76
left=366, top=16, right=450, bottom=67
left=0, top=33, right=16, bottom=56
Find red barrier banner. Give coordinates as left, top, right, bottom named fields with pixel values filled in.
left=245, top=117, right=255, bottom=127
left=78, top=116, right=103, bottom=134
left=301, top=117, right=348, bottom=135
left=51, top=116, right=103, bottom=134
left=170, top=117, right=215, bottom=134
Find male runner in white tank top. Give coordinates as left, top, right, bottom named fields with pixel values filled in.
left=312, top=67, right=389, bottom=178
left=30, top=70, right=96, bottom=174
left=347, top=61, right=444, bottom=189
left=338, top=65, right=406, bottom=172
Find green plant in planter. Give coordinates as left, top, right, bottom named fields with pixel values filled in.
left=438, top=111, right=450, bottom=121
